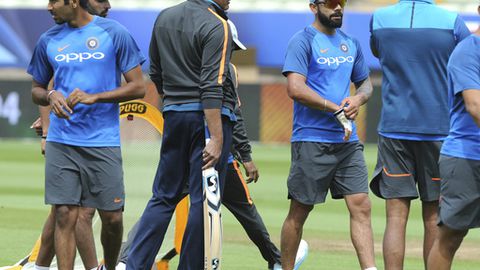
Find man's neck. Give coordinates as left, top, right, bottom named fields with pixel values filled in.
left=67, top=11, right=93, bottom=28
left=313, top=21, right=336, bottom=36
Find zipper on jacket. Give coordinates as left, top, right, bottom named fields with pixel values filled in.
left=410, top=1, right=416, bottom=28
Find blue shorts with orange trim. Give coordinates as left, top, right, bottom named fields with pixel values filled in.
left=370, top=135, right=441, bottom=202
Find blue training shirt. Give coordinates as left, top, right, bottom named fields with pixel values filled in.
left=370, top=0, right=470, bottom=141
left=441, top=35, right=480, bottom=161
left=27, top=16, right=145, bottom=147
left=282, top=26, right=369, bottom=143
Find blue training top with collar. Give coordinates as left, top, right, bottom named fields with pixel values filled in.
left=283, top=25, right=369, bottom=143
left=370, top=0, right=470, bottom=141
left=27, top=16, right=145, bottom=147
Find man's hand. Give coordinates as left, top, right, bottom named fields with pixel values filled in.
left=340, top=95, right=363, bottom=120
left=202, top=138, right=223, bottom=170
left=30, top=117, right=43, bottom=136
left=30, top=117, right=46, bottom=155
left=40, top=138, right=46, bottom=155
left=334, top=108, right=353, bottom=141
left=49, top=90, right=72, bottom=119
left=243, top=161, right=259, bottom=184
left=67, top=88, right=98, bottom=109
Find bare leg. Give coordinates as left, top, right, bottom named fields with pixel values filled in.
left=427, top=225, right=467, bottom=270
left=98, top=209, right=123, bottom=270
left=55, top=205, right=79, bottom=270
left=280, top=199, right=313, bottom=270
left=422, top=201, right=438, bottom=269
left=383, top=198, right=410, bottom=270
left=76, top=207, right=98, bottom=269
left=36, top=207, right=56, bottom=267
left=344, top=193, right=376, bottom=269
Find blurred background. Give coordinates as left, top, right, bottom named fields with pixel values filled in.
left=0, top=0, right=478, bottom=143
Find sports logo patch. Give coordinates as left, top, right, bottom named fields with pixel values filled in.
left=86, top=37, right=100, bottom=50
left=340, top=44, right=348, bottom=52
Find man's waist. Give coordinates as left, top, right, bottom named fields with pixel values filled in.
left=163, top=97, right=235, bottom=112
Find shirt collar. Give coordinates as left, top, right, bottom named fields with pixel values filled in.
left=204, top=0, right=222, bottom=10
left=197, top=0, right=228, bottom=20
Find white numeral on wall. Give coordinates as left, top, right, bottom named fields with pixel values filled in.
left=0, top=92, right=22, bottom=125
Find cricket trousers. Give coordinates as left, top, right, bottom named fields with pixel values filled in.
left=224, top=161, right=282, bottom=268
left=126, top=111, right=232, bottom=270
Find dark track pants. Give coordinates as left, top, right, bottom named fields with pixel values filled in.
left=223, top=161, right=281, bottom=269
left=126, top=111, right=232, bottom=270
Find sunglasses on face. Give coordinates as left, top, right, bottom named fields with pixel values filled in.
left=315, top=0, right=346, bottom=9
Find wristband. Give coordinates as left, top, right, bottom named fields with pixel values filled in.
left=41, top=136, right=47, bottom=139
left=47, top=90, right=56, bottom=102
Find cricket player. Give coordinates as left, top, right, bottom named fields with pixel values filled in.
left=280, top=1, right=376, bottom=270
left=28, top=0, right=145, bottom=269
left=427, top=11, right=480, bottom=270
left=369, top=1, right=470, bottom=268
left=126, top=0, right=235, bottom=269
left=30, top=2, right=113, bottom=270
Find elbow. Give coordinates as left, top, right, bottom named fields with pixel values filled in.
left=132, top=81, right=146, bottom=99
left=31, top=88, right=48, bottom=106
left=286, top=83, right=301, bottom=100
left=465, top=101, right=480, bottom=119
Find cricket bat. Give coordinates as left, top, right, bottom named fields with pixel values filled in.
left=202, top=134, right=222, bottom=270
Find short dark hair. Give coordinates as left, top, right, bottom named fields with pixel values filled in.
left=64, top=0, right=88, bottom=9
left=78, top=0, right=88, bottom=9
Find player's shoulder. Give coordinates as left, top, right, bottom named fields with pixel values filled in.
left=452, top=34, right=477, bottom=55
left=93, top=16, right=130, bottom=35
left=372, top=3, right=400, bottom=17
left=39, top=24, right=65, bottom=44
left=289, top=26, right=315, bottom=46
left=336, top=30, right=360, bottom=46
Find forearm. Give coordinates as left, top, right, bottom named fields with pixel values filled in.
left=32, top=87, right=50, bottom=106
left=462, top=90, right=480, bottom=127
left=232, top=108, right=252, bottom=162
left=288, top=82, right=340, bottom=113
left=466, top=101, right=480, bottom=127
left=93, top=81, right=145, bottom=103
left=353, top=77, right=373, bottom=106
left=39, top=106, right=50, bottom=136
left=204, top=108, right=223, bottom=142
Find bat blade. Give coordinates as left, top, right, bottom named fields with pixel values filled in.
left=203, top=165, right=222, bottom=270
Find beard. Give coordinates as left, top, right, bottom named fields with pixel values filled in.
left=317, top=11, right=343, bottom=28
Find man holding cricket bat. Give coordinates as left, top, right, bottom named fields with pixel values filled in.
left=126, top=0, right=236, bottom=269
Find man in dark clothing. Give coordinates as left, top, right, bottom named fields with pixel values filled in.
left=126, top=1, right=235, bottom=269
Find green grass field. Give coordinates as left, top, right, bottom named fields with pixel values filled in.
left=1, top=139, right=479, bottom=269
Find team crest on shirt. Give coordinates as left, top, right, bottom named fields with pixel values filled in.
left=340, top=43, right=348, bottom=53
left=86, top=37, right=100, bottom=50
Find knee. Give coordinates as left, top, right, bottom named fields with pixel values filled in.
left=78, top=208, right=95, bottom=226
left=55, top=205, right=78, bottom=228
left=286, top=201, right=313, bottom=228
left=439, top=227, right=467, bottom=252
left=350, top=195, right=372, bottom=219
left=101, top=211, right=123, bottom=229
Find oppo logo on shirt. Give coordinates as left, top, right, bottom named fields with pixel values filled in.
left=55, top=52, right=105, bottom=63
left=316, top=56, right=354, bottom=66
